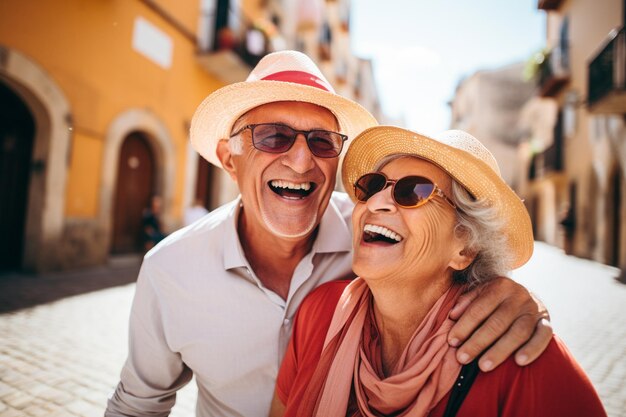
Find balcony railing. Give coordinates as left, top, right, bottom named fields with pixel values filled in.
left=196, top=0, right=275, bottom=83
left=528, top=111, right=564, bottom=180
left=537, top=0, right=564, bottom=10
left=588, top=27, right=626, bottom=114
left=543, top=140, right=563, bottom=172
left=528, top=143, right=563, bottom=180
left=538, top=45, right=570, bottom=97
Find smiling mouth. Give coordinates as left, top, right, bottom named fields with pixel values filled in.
left=363, top=224, right=403, bottom=244
left=269, top=180, right=316, bottom=199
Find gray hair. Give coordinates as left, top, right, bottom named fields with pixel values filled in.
left=227, top=113, right=247, bottom=155
left=228, top=135, right=244, bottom=155
left=451, top=181, right=513, bottom=288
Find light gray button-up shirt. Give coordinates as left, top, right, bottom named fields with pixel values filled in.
left=106, top=192, right=354, bottom=417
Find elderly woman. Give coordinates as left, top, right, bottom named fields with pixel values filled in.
left=269, top=127, right=606, bottom=417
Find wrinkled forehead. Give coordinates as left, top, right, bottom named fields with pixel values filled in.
left=230, top=101, right=340, bottom=133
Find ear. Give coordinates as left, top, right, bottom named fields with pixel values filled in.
left=449, top=247, right=475, bottom=271
left=216, top=139, right=238, bottom=183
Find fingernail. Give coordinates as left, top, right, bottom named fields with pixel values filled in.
left=517, top=354, right=528, bottom=365
left=481, top=360, right=493, bottom=371
left=458, top=352, right=470, bottom=364
left=449, top=338, right=460, bottom=347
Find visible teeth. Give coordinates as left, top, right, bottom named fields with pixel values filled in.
left=364, top=224, right=402, bottom=242
left=270, top=180, right=311, bottom=191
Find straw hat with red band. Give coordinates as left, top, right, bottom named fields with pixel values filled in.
left=190, top=50, right=378, bottom=167
left=342, top=126, right=534, bottom=270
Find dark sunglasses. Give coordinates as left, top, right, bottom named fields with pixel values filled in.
left=230, top=123, right=347, bottom=158
left=354, top=172, right=457, bottom=209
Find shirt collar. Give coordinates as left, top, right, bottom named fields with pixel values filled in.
left=222, top=194, right=353, bottom=270
left=223, top=197, right=249, bottom=270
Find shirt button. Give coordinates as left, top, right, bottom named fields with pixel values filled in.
left=283, top=319, right=290, bottom=326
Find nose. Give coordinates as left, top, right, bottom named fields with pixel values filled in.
left=365, top=184, right=397, bottom=213
left=281, top=133, right=315, bottom=173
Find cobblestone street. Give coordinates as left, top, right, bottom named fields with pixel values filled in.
left=0, top=257, right=198, bottom=417
left=512, top=243, right=626, bottom=416
left=1, top=242, right=625, bottom=416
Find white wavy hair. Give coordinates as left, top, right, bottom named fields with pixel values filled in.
left=451, top=181, right=513, bottom=288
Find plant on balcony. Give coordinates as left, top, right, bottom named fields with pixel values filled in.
left=524, top=48, right=551, bottom=82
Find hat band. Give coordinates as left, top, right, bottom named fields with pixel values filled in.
left=261, top=70, right=334, bottom=93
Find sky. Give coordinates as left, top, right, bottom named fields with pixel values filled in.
left=351, top=0, right=546, bottom=135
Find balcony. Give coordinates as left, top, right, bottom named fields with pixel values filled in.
left=538, top=46, right=570, bottom=97
left=588, top=28, right=626, bottom=114
left=528, top=111, right=564, bottom=180
left=528, top=144, right=563, bottom=180
left=196, top=0, right=276, bottom=83
left=537, top=0, right=564, bottom=10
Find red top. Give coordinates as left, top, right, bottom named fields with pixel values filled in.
left=277, top=280, right=607, bottom=417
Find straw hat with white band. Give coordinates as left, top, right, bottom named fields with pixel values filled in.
left=190, top=50, right=378, bottom=167
left=342, top=126, right=534, bottom=270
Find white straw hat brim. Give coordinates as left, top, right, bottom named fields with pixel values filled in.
left=342, top=126, right=534, bottom=269
left=190, top=80, right=378, bottom=167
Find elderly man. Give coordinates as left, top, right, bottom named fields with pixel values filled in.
left=106, top=51, right=551, bottom=417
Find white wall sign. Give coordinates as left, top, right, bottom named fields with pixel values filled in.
left=132, top=16, right=173, bottom=69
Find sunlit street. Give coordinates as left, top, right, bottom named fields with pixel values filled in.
left=1, top=242, right=625, bottom=416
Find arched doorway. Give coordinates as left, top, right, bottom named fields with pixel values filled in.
left=0, top=46, right=71, bottom=271
left=0, top=81, right=35, bottom=270
left=111, top=132, right=156, bottom=254
left=100, top=109, right=176, bottom=257
left=606, top=167, right=622, bottom=267
left=194, top=156, right=216, bottom=210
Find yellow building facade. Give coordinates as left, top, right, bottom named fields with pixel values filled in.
left=0, top=0, right=230, bottom=271
left=0, top=0, right=381, bottom=272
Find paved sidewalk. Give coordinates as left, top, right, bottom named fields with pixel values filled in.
left=0, top=242, right=625, bottom=416
left=0, top=255, right=142, bottom=313
left=512, top=243, right=626, bottom=416
left=0, top=255, right=197, bottom=416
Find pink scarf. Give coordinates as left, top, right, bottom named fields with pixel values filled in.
left=297, top=278, right=464, bottom=417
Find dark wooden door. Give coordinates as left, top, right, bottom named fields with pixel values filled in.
left=195, top=156, right=214, bottom=210
left=111, top=132, right=155, bottom=253
left=0, top=82, right=35, bottom=271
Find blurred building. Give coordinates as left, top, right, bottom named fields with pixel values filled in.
left=449, top=63, right=536, bottom=189
left=516, top=0, right=626, bottom=272
left=0, top=0, right=381, bottom=272
left=287, top=0, right=382, bottom=119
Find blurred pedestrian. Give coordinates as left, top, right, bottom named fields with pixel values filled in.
left=142, top=195, right=166, bottom=250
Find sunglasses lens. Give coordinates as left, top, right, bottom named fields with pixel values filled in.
left=251, top=124, right=344, bottom=157
left=307, top=131, right=344, bottom=158
left=252, top=124, right=295, bottom=153
left=355, top=173, right=387, bottom=202
left=394, top=176, right=435, bottom=207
